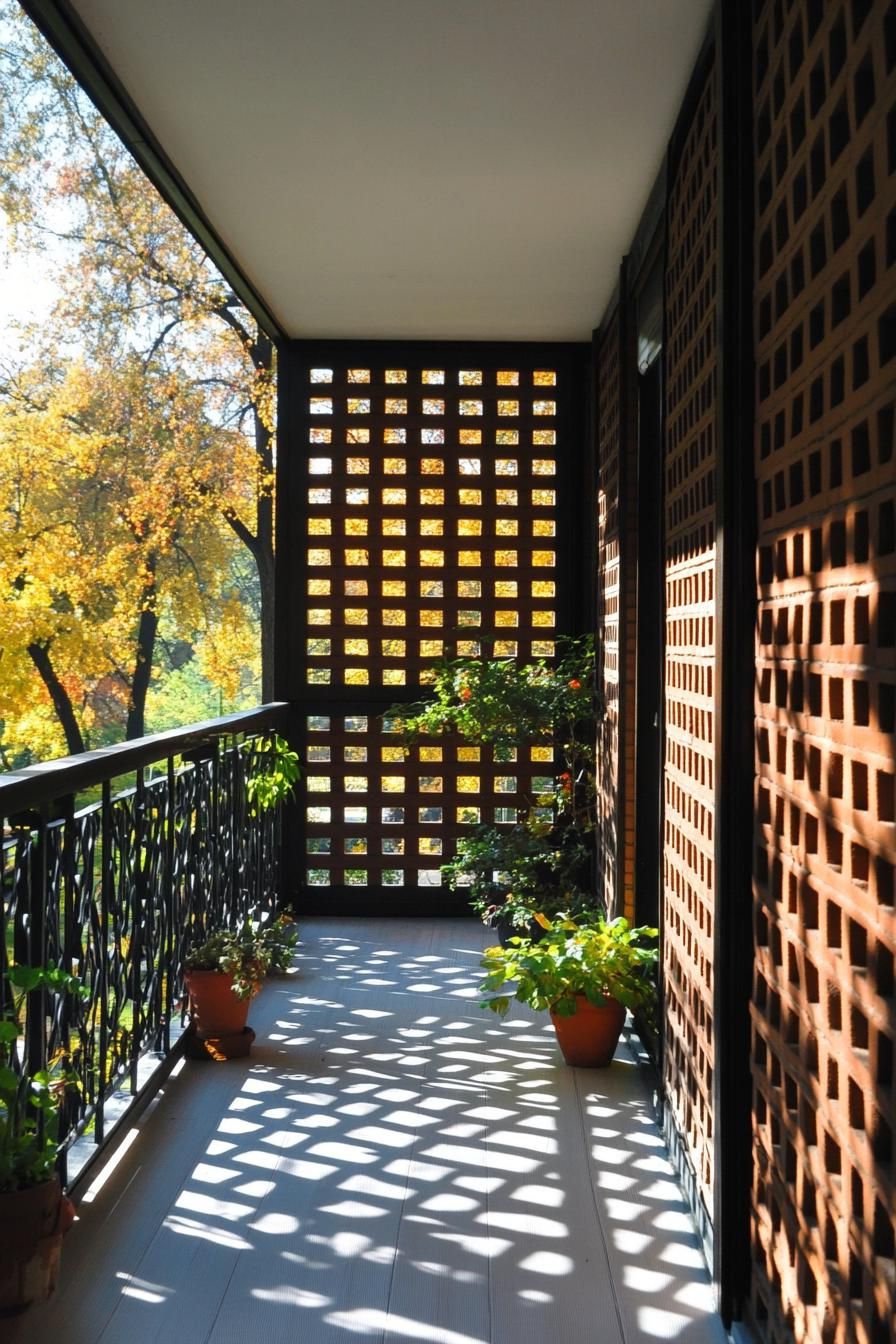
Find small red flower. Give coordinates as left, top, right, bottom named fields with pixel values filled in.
left=568, top=678, right=582, bottom=690
left=459, top=686, right=472, bottom=701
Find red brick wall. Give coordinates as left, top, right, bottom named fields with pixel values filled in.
left=749, top=2, right=896, bottom=1340
left=662, top=49, right=719, bottom=1222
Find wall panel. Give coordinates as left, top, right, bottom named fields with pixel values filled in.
left=750, top=3, right=896, bottom=1341
left=279, top=343, right=586, bottom=907
left=662, top=48, right=719, bottom=1224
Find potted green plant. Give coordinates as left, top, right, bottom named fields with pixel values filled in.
left=183, top=924, right=271, bottom=1058
left=386, top=635, right=598, bottom=931
left=479, top=914, right=659, bottom=1067
left=0, top=963, right=88, bottom=1311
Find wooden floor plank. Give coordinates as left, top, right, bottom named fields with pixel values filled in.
left=7, top=918, right=727, bottom=1344
left=573, top=1063, right=728, bottom=1344
left=479, top=1008, right=626, bottom=1344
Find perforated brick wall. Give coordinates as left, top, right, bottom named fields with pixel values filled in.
left=291, top=350, right=582, bottom=900
left=749, top=3, right=896, bottom=1341
left=595, top=310, right=637, bottom=920
left=662, top=50, right=719, bottom=1222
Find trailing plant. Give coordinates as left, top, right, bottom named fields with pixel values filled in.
left=479, top=914, right=659, bottom=1018
left=0, top=964, right=89, bottom=1192
left=184, top=925, right=271, bottom=1000
left=244, top=733, right=300, bottom=815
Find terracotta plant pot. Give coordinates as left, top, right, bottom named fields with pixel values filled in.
left=0, top=1176, right=76, bottom=1312
left=549, top=993, right=626, bottom=1067
left=185, top=969, right=251, bottom=1038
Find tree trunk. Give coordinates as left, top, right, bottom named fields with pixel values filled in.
left=27, top=641, right=86, bottom=756
left=126, top=561, right=158, bottom=740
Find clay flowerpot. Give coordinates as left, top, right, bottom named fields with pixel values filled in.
left=0, top=1176, right=76, bottom=1313
left=185, top=969, right=251, bottom=1038
left=549, top=993, right=626, bottom=1067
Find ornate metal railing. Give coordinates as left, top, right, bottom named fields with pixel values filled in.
left=0, top=703, right=291, bottom=1185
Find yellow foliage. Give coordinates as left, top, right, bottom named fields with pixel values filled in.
left=0, top=358, right=258, bottom=755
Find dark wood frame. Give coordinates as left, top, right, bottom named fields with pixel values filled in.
left=629, top=214, right=667, bottom=937
left=712, top=0, right=757, bottom=1326
left=276, top=338, right=589, bottom=914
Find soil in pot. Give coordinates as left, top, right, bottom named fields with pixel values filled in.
left=185, top=970, right=251, bottom=1038
left=549, top=994, right=626, bottom=1067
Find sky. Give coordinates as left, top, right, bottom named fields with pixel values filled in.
left=0, top=212, right=59, bottom=330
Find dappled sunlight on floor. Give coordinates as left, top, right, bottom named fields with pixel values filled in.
left=10, top=919, right=726, bottom=1344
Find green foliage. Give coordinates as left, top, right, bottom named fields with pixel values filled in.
left=185, top=905, right=299, bottom=997
left=387, top=635, right=595, bottom=758
left=245, top=734, right=300, bottom=815
left=146, top=655, right=258, bottom=736
left=0, top=963, right=89, bottom=1191
left=254, top=914, right=299, bottom=974
left=479, top=914, right=659, bottom=1018
left=441, top=823, right=594, bottom=929
left=185, top=925, right=271, bottom=1001
left=387, top=635, right=598, bottom=930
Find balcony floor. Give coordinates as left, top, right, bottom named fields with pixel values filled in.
left=10, top=918, right=727, bottom=1344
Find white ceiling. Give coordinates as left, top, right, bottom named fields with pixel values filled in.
left=70, top=0, right=712, bottom=342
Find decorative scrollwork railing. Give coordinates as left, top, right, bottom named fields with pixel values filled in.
left=0, top=703, right=292, bottom=1185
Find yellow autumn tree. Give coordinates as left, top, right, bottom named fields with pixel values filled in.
left=0, top=1, right=275, bottom=714
left=0, top=357, right=258, bottom=760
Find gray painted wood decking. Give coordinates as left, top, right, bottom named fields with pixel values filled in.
left=9, top=918, right=728, bottom=1344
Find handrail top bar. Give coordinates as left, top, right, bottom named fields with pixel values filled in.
left=0, top=702, right=292, bottom=818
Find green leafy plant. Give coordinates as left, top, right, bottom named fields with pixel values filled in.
left=245, top=734, right=300, bottom=815
left=254, top=912, right=299, bottom=974
left=185, top=925, right=272, bottom=1000
left=479, top=914, right=659, bottom=1018
left=387, top=635, right=598, bottom=929
left=0, top=964, right=89, bottom=1192
left=388, top=636, right=594, bottom=760
left=441, top=823, right=594, bottom=930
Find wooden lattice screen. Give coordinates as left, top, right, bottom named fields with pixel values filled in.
left=283, top=345, right=585, bottom=904
left=662, top=49, right=720, bottom=1225
left=749, top=2, right=896, bottom=1341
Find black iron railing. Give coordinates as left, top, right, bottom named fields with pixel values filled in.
left=0, top=703, right=291, bottom=1186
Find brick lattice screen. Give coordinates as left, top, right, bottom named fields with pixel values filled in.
left=662, top=51, right=719, bottom=1222
left=595, top=310, right=636, bottom=920
left=293, top=352, right=580, bottom=898
left=749, top=2, right=896, bottom=1341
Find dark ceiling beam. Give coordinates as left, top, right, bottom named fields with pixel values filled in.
left=18, top=0, right=288, bottom=344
